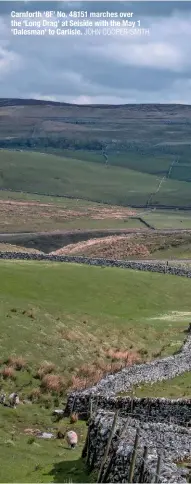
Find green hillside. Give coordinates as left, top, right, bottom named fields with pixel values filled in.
left=1, top=260, right=191, bottom=482
left=1, top=100, right=191, bottom=188
left=1, top=149, right=191, bottom=208
left=0, top=260, right=190, bottom=382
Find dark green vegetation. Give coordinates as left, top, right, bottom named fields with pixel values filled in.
left=1, top=99, right=191, bottom=208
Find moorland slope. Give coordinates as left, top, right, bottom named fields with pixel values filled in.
left=1, top=99, right=191, bottom=208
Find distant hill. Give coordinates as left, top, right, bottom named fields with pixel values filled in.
left=1, top=98, right=191, bottom=109
left=0, top=98, right=72, bottom=107
left=0, top=98, right=191, bottom=207
left=0, top=98, right=191, bottom=153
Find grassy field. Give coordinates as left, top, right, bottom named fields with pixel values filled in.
left=0, top=406, right=91, bottom=483
left=1, top=150, right=191, bottom=208
left=1, top=190, right=191, bottom=257
left=1, top=189, right=191, bottom=235
left=143, top=210, right=191, bottom=229
left=0, top=150, right=161, bottom=206
left=0, top=261, right=191, bottom=481
left=0, top=260, right=191, bottom=388
left=153, top=245, right=191, bottom=260
left=45, top=148, right=173, bottom=175
left=0, top=189, right=143, bottom=233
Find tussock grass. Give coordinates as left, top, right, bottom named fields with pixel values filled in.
left=36, top=361, right=56, bottom=379
left=6, top=356, right=27, bottom=371
left=0, top=260, right=190, bottom=395
left=1, top=366, right=16, bottom=380
left=70, top=413, right=79, bottom=424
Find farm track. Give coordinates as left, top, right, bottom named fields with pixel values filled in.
left=0, top=228, right=191, bottom=238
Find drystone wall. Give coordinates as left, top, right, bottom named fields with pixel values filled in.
left=65, top=393, right=191, bottom=426
left=1, top=251, right=191, bottom=279
left=64, top=333, right=191, bottom=417
left=86, top=410, right=191, bottom=483
left=84, top=334, right=191, bottom=396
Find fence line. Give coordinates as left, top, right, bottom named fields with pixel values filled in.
left=86, top=422, right=165, bottom=483
left=97, top=410, right=119, bottom=483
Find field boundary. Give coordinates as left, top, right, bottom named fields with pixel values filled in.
left=1, top=251, right=191, bottom=277
left=65, top=328, right=191, bottom=417
left=84, top=409, right=190, bottom=483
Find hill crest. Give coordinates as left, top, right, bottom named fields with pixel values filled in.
left=0, top=98, right=191, bottom=111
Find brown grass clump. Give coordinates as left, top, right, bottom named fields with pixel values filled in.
left=92, top=369, right=104, bottom=384
left=70, top=365, right=104, bottom=390
left=1, top=366, right=16, bottom=380
left=59, top=328, right=82, bottom=342
left=69, top=375, right=88, bottom=391
left=106, top=349, right=140, bottom=365
left=7, top=355, right=27, bottom=370
left=77, top=364, right=104, bottom=385
left=37, top=361, right=56, bottom=379
left=69, top=349, right=140, bottom=392
left=96, top=359, right=112, bottom=373
left=78, top=363, right=97, bottom=378
left=29, top=388, right=41, bottom=402
left=70, top=412, right=79, bottom=424
left=41, top=374, right=65, bottom=394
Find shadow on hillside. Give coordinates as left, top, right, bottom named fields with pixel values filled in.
left=47, top=456, right=91, bottom=483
